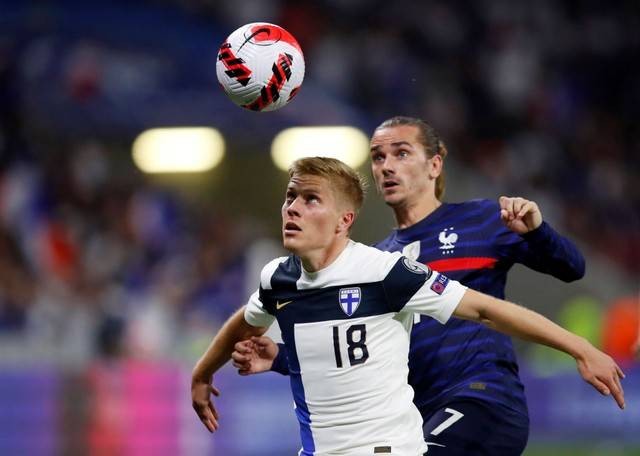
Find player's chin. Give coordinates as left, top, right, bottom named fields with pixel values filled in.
left=382, top=192, right=403, bottom=206
left=282, top=236, right=303, bottom=253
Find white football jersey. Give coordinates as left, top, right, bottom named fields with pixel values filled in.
left=245, top=241, right=467, bottom=456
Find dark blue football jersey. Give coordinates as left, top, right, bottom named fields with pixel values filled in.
left=374, top=199, right=585, bottom=417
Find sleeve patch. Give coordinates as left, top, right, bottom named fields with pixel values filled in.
left=430, top=273, right=450, bottom=295
left=401, top=257, right=433, bottom=277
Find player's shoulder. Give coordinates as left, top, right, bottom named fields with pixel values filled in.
left=457, top=198, right=499, bottom=212
left=349, top=241, right=403, bottom=277
left=445, top=199, right=501, bottom=220
left=352, top=241, right=401, bottom=261
left=259, top=255, right=295, bottom=290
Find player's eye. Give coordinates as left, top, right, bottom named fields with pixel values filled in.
left=371, top=153, right=384, bottom=162
left=398, top=150, right=409, bottom=158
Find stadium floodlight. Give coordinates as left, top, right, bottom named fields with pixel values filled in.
left=132, top=127, right=225, bottom=173
left=271, top=126, right=369, bottom=171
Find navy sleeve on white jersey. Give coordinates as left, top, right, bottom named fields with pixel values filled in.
left=382, top=256, right=467, bottom=323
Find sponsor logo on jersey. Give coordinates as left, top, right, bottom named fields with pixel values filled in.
left=338, top=287, right=361, bottom=316
left=276, top=300, right=293, bottom=310
left=430, top=273, right=449, bottom=295
left=438, top=227, right=458, bottom=255
left=401, top=257, right=432, bottom=277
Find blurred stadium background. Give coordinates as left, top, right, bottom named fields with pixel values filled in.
left=0, top=0, right=638, bottom=455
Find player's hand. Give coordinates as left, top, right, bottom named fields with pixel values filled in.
left=575, top=344, right=626, bottom=409
left=231, top=336, right=279, bottom=375
left=499, top=196, right=543, bottom=234
left=191, top=376, right=221, bottom=432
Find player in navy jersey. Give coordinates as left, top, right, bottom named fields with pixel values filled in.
left=232, top=118, right=591, bottom=454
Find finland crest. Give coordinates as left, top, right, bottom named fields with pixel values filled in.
left=339, top=287, right=361, bottom=317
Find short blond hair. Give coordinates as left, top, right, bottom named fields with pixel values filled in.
left=289, top=157, right=366, bottom=214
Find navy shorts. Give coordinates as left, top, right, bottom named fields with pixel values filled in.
left=421, top=399, right=529, bottom=455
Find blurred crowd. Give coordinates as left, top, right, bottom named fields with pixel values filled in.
left=0, top=140, right=258, bottom=364
left=0, top=0, right=638, bottom=365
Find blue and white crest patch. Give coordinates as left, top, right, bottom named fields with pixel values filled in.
left=339, top=287, right=361, bottom=316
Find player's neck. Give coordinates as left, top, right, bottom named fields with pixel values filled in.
left=299, top=237, right=350, bottom=273
left=393, top=196, right=442, bottom=230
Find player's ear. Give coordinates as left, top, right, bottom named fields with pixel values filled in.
left=429, top=154, right=443, bottom=179
left=337, top=210, right=355, bottom=234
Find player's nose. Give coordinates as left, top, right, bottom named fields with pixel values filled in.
left=286, top=198, right=302, bottom=216
left=381, top=163, right=395, bottom=176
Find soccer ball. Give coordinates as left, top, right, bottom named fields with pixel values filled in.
left=216, top=23, right=305, bottom=112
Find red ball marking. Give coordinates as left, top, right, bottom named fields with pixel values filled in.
left=287, top=85, right=301, bottom=102
left=250, top=24, right=303, bottom=54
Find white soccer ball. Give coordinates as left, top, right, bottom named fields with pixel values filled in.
left=216, top=22, right=305, bottom=112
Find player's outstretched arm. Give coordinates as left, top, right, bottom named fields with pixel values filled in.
left=453, top=289, right=626, bottom=409
left=192, top=306, right=267, bottom=432
left=232, top=336, right=279, bottom=375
